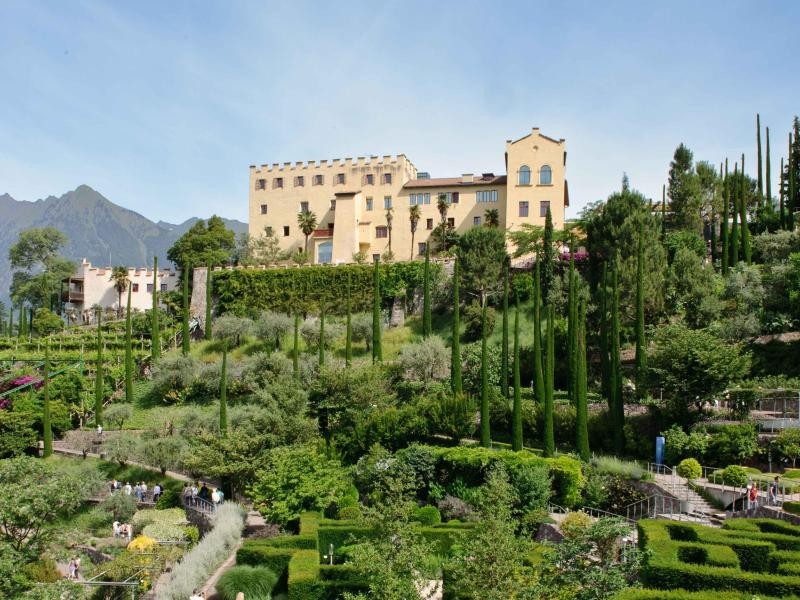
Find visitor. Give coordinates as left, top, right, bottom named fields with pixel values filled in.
left=112, top=521, right=120, bottom=537
left=198, top=483, right=210, bottom=502
left=67, top=558, right=77, bottom=580
left=126, top=523, right=133, bottom=541
left=74, top=557, right=81, bottom=579
left=217, top=488, right=224, bottom=503
left=97, top=424, right=103, bottom=436
left=191, top=482, right=199, bottom=506
left=153, top=483, right=162, bottom=503
left=211, top=488, right=220, bottom=504
left=123, top=482, right=132, bottom=495
left=769, top=476, right=780, bottom=506
left=134, top=483, right=143, bottom=502
left=748, top=484, right=759, bottom=515
left=141, top=481, right=148, bottom=500
left=110, top=479, right=118, bottom=492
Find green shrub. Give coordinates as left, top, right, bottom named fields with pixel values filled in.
left=561, top=511, right=592, bottom=539
left=677, top=458, right=702, bottom=480
left=412, top=505, right=442, bottom=526
left=216, top=565, right=278, bottom=600
left=287, top=549, right=322, bottom=600
left=21, top=558, right=61, bottom=583
left=613, top=589, right=787, bottom=599
left=721, top=465, right=749, bottom=487
left=337, top=506, right=362, bottom=521
left=592, top=455, right=648, bottom=480
left=784, top=501, right=800, bottom=515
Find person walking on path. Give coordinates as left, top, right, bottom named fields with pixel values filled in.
left=770, top=476, right=780, bottom=506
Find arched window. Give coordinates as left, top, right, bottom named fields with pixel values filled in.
left=317, top=241, right=333, bottom=264
left=518, top=165, right=531, bottom=185
left=540, top=165, right=552, bottom=185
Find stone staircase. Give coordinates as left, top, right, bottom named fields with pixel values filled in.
left=651, top=472, right=724, bottom=524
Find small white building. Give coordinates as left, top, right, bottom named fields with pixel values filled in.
left=62, top=259, right=180, bottom=324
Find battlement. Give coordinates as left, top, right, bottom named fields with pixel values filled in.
left=251, top=154, right=416, bottom=174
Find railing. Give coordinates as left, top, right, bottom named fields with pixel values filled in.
left=621, top=494, right=691, bottom=522
left=548, top=502, right=635, bottom=525
left=183, top=495, right=218, bottom=515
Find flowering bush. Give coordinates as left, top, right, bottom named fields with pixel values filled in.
left=128, top=534, right=157, bottom=552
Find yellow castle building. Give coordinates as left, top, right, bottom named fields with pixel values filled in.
left=248, top=127, right=568, bottom=264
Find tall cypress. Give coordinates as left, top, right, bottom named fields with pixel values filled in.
left=8, top=306, right=12, bottom=337
left=781, top=157, right=786, bottom=229
left=500, top=259, right=510, bottom=399
left=345, top=274, right=352, bottom=367
left=182, top=262, right=191, bottom=356
left=95, top=310, right=103, bottom=427
left=511, top=295, right=522, bottom=451
left=730, top=163, right=739, bottom=268
left=42, top=340, right=52, bottom=458
left=124, top=284, right=133, bottom=404
left=711, top=164, right=720, bottom=264
left=532, top=261, right=545, bottom=408
left=575, top=297, right=590, bottom=461
left=610, top=258, right=624, bottom=454
left=757, top=114, right=764, bottom=207
left=634, top=225, right=647, bottom=400
left=28, top=308, right=33, bottom=341
left=766, top=127, right=772, bottom=208
left=318, top=308, right=326, bottom=367
left=479, top=301, right=491, bottom=448
left=789, top=133, right=796, bottom=231
left=721, top=160, right=729, bottom=274
left=18, top=304, right=25, bottom=339
left=567, top=250, right=578, bottom=404
left=422, top=245, right=432, bottom=337
left=219, top=343, right=228, bottom=436
left=741, top=153, right=752, bottom=264
left=543, top=303, right=555, bottom=457
left=151, top=256, right=161, bottom=362
left=372, top=257, right=382, bottom=363
left=599, top=263, right=610, bottom=403
left=293, top=313, right=300, bottom=378
left=451, top=257, right=462, bottom=395
left=542, top=207, right=555, bottom=301
left=205, top=265, right=213, bottom=340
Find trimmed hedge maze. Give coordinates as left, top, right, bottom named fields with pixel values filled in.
left=237, top=512, right=472, bottom=600
left=636, top=518, right=800, bottom=598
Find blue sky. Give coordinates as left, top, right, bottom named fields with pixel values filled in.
left=1, top=1, right=798, bottom=223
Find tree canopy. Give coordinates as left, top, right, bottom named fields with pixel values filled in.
left=8, top=227, right=73, bottom=308
left=167, top=216, right=236, bottom=267
left=457, top=226, right=507, bottom=306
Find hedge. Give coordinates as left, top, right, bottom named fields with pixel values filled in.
left=784, top=501, right=800, bottom=515
left=287, top=549, right=322, bottom=599
left=613, top=589, right=792, bottom=599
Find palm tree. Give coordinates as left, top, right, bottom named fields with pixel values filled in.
left=409, top=205, right=421, bottom=259
left=437, top=193, right=449, bottom=226
left=484, top=208, right=500, bottom=227
left=297, top=211, right=318, bottom=255
left=109, top=266, right=129, bottom=318
left=386, top=207, right=394, bottom=254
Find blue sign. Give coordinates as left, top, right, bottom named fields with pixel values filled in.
left=655, top=436, right=665, bottom=466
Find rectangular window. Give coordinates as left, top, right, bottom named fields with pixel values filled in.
left=160, top=283, right=167, bottom=292
left=366, top=197, right=373, bottom=211
left=383, top=173, right=392, bottom=184
left=266, top=226, right=274, bottom=236
left=336, top=173, right=345, bottom=184
left=256, top=178, right=266, bottom=190
left=146, top=283, right=153, bottom=293
left=540, top=200, right=551, bottom=217
left=132, top=283, right=139, bottom=292
left=328, top=223, right=334, bottom=231
left=452, top=191, right=459, bottom=204
left=260, top=204, right=268, bottom=215
left=473, top=216, right=481, bottom=226
left=274, top=177, right=283, bottom=189
left=313, top=174, right=324, bottom=185
left=330, top=199, right=336, bottom=210
left=372, top=254, right=380, bottom=263
left=426, top=218, right=434, bottom=230
left=476, top=190, right=498, bottom=203
left=294, top=175, right=304, bottom=187
left=300, top=201, right=309, bottom=213
left=418, top=242, right=427, bottom=255
left=375, top=226, right=388, bottom=238
left=365, top=174, right=374, bottom=185
left=519, top=201, right=529, bottom=217
left=283, top=226, right=290, bottom=236
left=447, top=217, right=455, bottom=227
left=424, top=193, right=430, bottom=205
left=384, top=196, right=392, bottom=209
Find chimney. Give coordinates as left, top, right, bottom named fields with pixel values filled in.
left=461, top=173, right=474, bottom=184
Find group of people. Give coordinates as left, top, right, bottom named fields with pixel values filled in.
left=109, top=479, right=163, bottom=503
left=66, top=557, right=81, bottom=580
left=745, top=476, right=781, bottom=515
left=182, top=482, right=224, bottom=506
left=112, top=520, right=134, bottom=541
left=189, top=590, right=207, bottom=600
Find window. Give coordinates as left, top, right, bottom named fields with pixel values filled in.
left=426, top=218, right=434, bottom=230
left=383, top=173, right=392, bottom=184
left=256, top=178, right=266, bottom=190
left=313, top=174, right=324, bottom=185
left=519, top=201, right=529, bottom=217
left=283, top=226, right=290, bottom=236
left=336, top=173, right=345, bottom=184
left=418, top=242, right=427, bottom=255
left=160, top=283, right=167, bottom=292
left=539, top=165, right=552, bottom=185
left=260, top=204, right=268, bottom=214
left=384, top=196, right=392, bottom=209
left=376, top=226, right=388, bottom=238
left=365, top=174, right=374, bottom=185
left=473, top=216, right=481, bottom=226
left=330, top=199, right=336, bottom=210
left=519, top=165, right=531, bottom=185
left=294, top=175, right=305, bottom=187
left=476, top=190, right=498, bottom=203
left=447, top=217, right=455, bottom=227
left=146, top=283, right=153, bottom=293
left=372, top=254, right=380, bottom=263
left=300, top=201, right=309, bottom=213
left=540, top=200, right=551, bottom=217
left=328, top=222, right=334, bottom=231
left=451, top=191, right=459, bottom=204
left=410, top=193, right=431, bottom=206
left=318, top=241, right=333, bottom=265
left=366, top=197, right=373, bottom=211
left=274, top=177, right=284, bottom=189
left=132, top=283, right=139, bottom=292
left=266, top=226, right=274, bottom=236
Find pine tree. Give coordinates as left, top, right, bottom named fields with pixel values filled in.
left=757, top=114, right=764, bottom=207
left=543, top=303, right=555, bottom=457
left=721, top=160, right=729, bottom=274
left=95, top=310, right=103, bottom=428
left=205, top=265, right=213, bottom=340
left=542, top=207, right=555, bottom=301
left=479, top=301, right=491, bottom=448
left=293, top=313, right=300, bottom=378
left=182, top=263, right=191, bottom=356
left=766, top=127, right=772, bottom=208
left=610, top=258, right=624, bottom=454
left=500, top=259, right=510, bottom=399
left=532, top=261, right=545, bottom=410
left=422, top=245, right=432, bottom=337
left=511, top=295, right=522, bottom=451
left=125, top=285, right=133, bottom=404
left=372, top=257, right=382, bottom=363
left=345, top=274, right=352, bottom=367
left=451, top=257, right=462, bottom=395
left=42, top=340, right=52, bottom=458
left=219, top=343, right=228, bottom=436
left=151, top=256, right=161, bottom=362
left=634, top=224, right=647, bottom=400
left=730, top=163, right=739, bottom=268
left=318, top=308, right=326, bottom=367
left=575, top=296, right=590, bottom=461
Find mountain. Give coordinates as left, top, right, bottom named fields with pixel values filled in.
left=0, top=185, right=247, bottom=307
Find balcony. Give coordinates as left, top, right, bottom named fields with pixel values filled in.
left=62, top=290, right=84, bottom=302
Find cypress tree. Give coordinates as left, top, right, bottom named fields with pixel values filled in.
left=8, top=306, right=12, bottom=337
left=151, top=256, right=161, bottom=362
left=293, top=313, right=300, bottom=378
left=721, top=160, right=729, bottom=274
left=634, top=224, right=647, bottom=400
left=95, top=310, right=103, bottom=428
left=599, top=262, right=610, bottom=403
left=500, top=259, right=509, bottom=399
left=205, top=265, right=213, bottom=340
left=532, top=261, right=545, bottom=409
left=318, top=307, right=326, bottom=367
left=422, top=245, right=432, bottom=337
left=43, top=340, right=52, bottom=458
left=372, top=257, right=382, bottom=363
left=661, top=184, right=667, bottom=237
left=567, top=250, right=578, bottom=404
left=125, top=284, right=133, bottom=404
left=766, top=127, right=772, bottom=208
left=511, top=295, right=522, bottom=451
left=219, top=343, right=228, bottom=436
left=28, top=308, right=33, bottom=341
left=479, top=301, right=491, bottom=448
left=610, top=258, right=624, bottom=454
left=542, top=207, right=555, bottom=301
left=781, top=156, right=786, bottom=229
left=18, top=304, right=25, bottom=339
left=741, top=153, right=752, bottom=264
left=181, top=262, right=191, bottom=356
left=345, top=274, right=352, bottom=367
left=730, top=163, right=739, bottom=268
left=575, top=297, right=590, bottom=461
left=757, top=114, right=764, bottom=207
left=451, top=257, right=462, bottom=395
left=789, top=133, right=796, bottom=231
left=543, top=303, right=555, bottom=457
